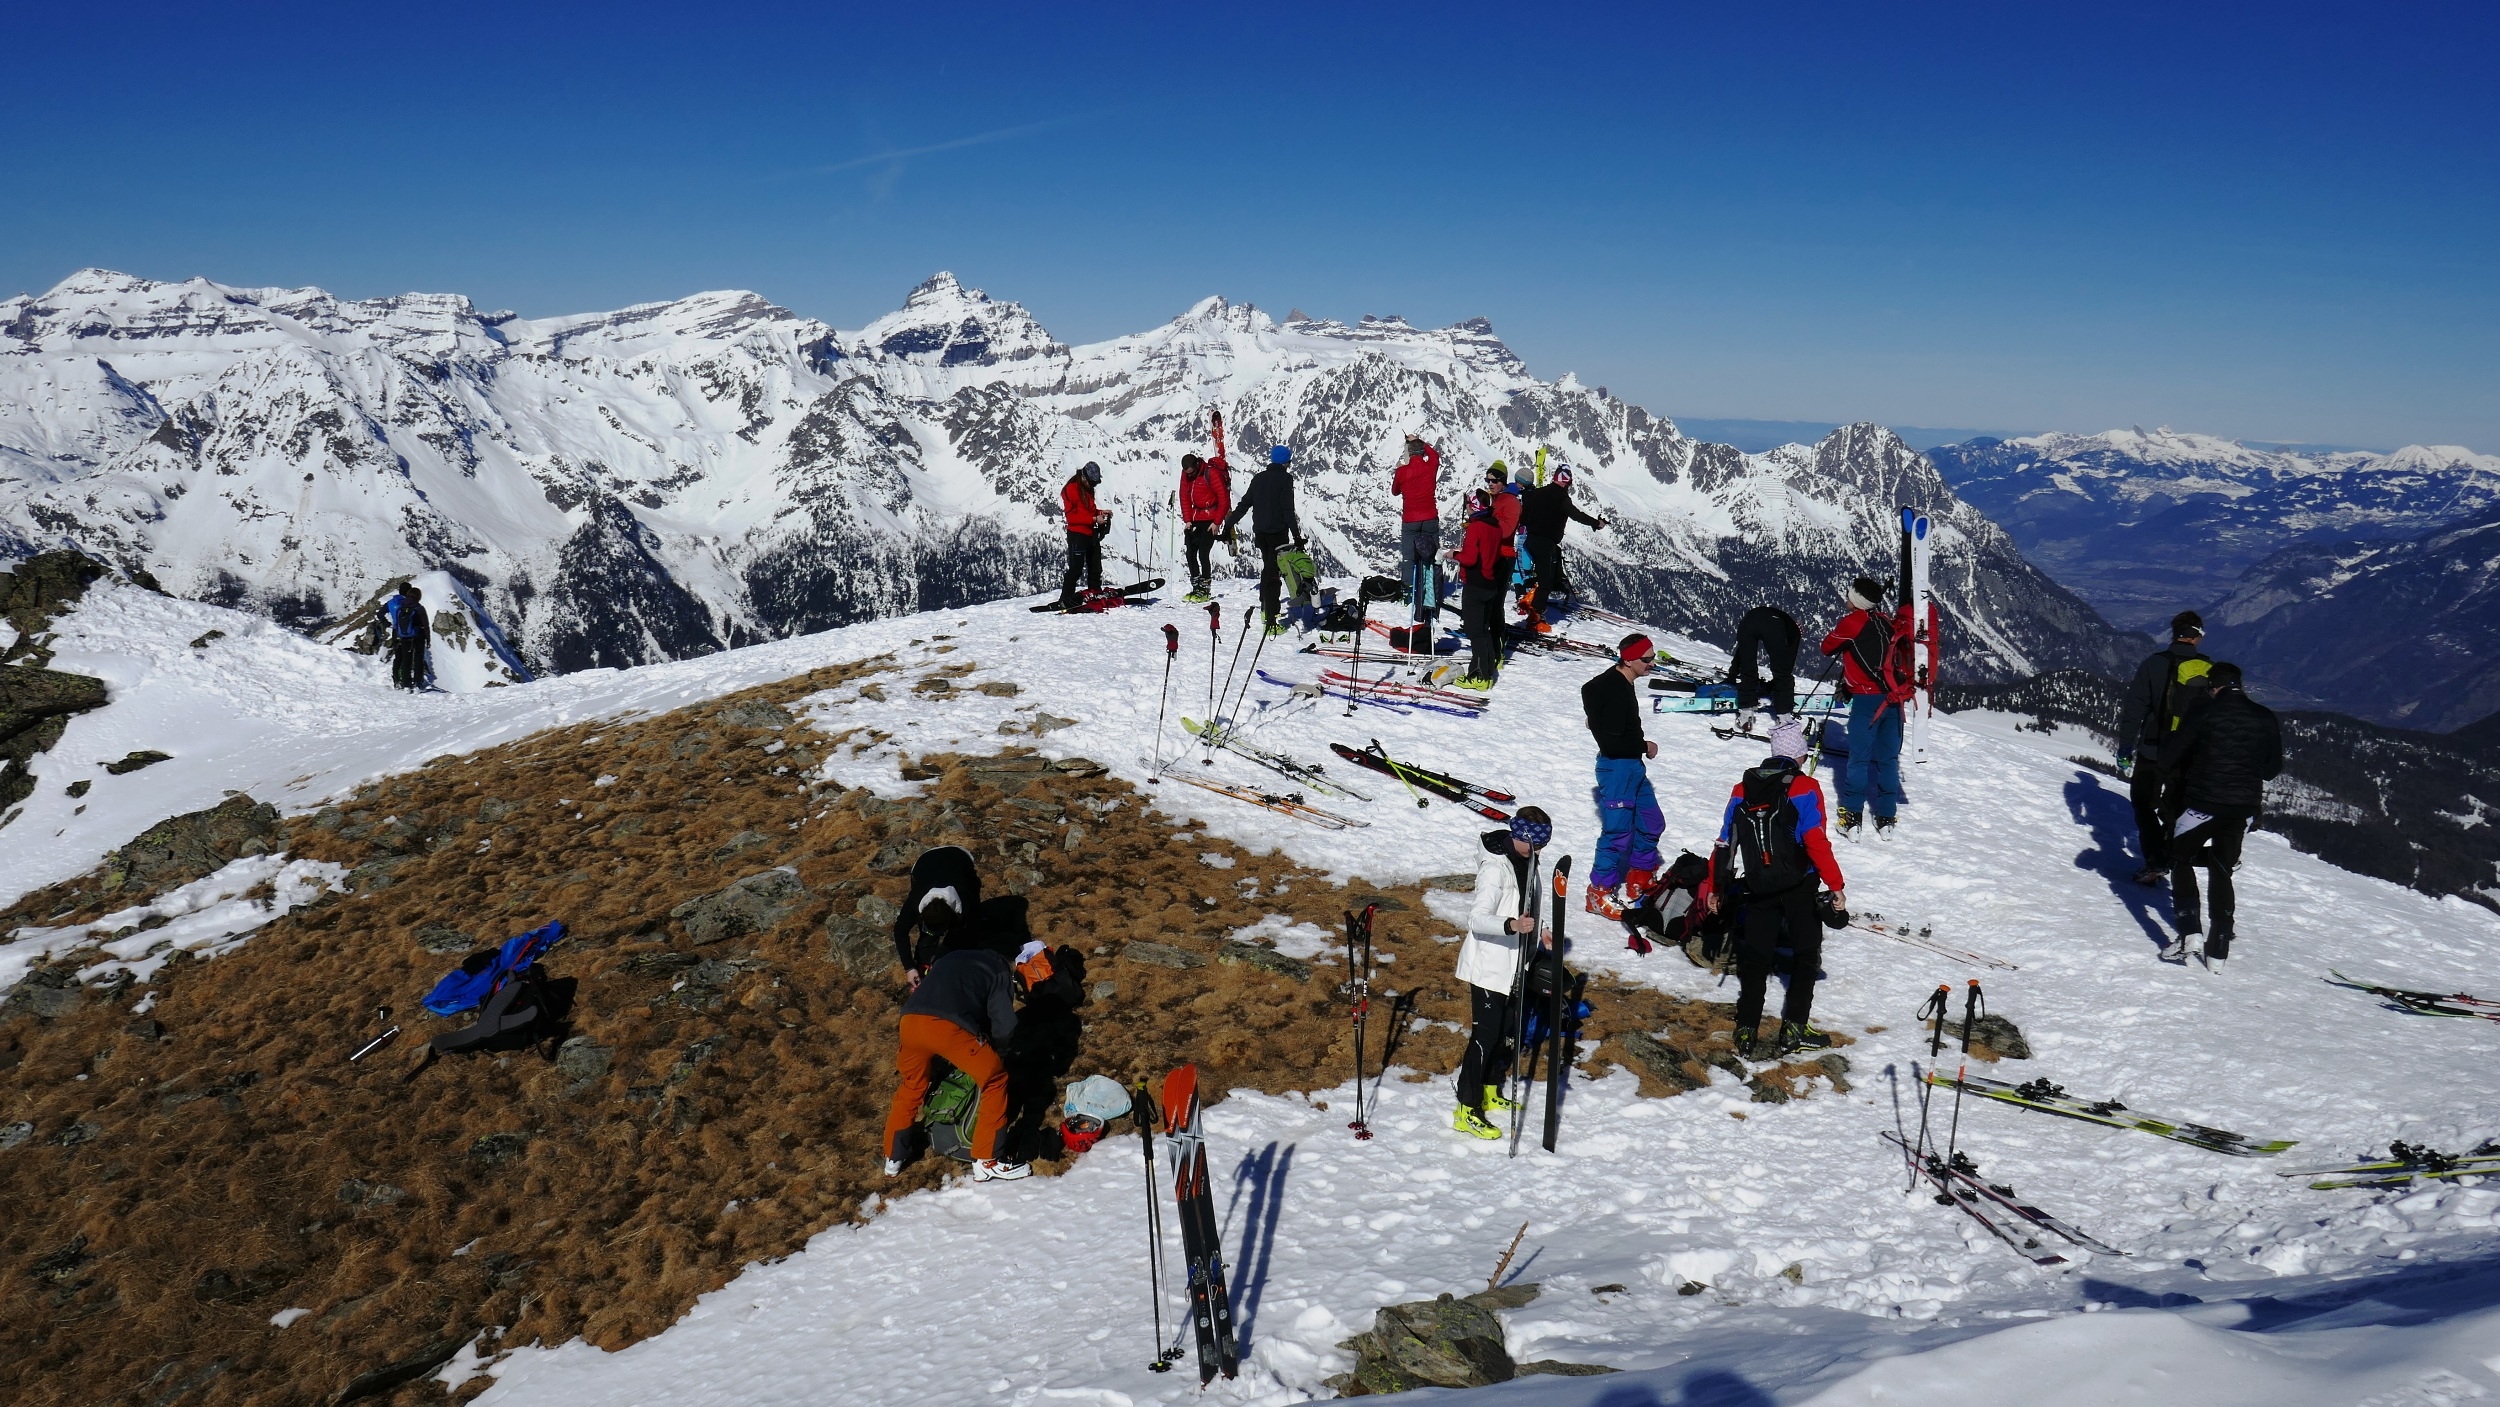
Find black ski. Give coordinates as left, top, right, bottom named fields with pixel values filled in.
left=1880, top=1132, right=2123, bottom=1255
left=1328, top=741, right=1513, bottom=819
left=1160, top=1065, right=1238, bottom=1383
left=1030, top=578, right=1165, bottom=613
left=1886, top=1133, right=2069, bottom=1266
left=1347, top=904, right=1377, bottom=1140
left=1542, top=856, right=1572, bottom=1152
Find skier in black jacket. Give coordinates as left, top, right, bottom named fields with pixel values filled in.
left=892, top=844, right=982, bottom=986
left=1581, top=635, right=1664, bottom=917
left=1223, top=445, right=1302, bottom=633
left=2115, top=612, right=2209, bottom=884
left=1517, top=467, right=1606, bottom=609
left=2155, top=661, right=2282, bottom=964
left=1729, top=604, right=1802, bottom=727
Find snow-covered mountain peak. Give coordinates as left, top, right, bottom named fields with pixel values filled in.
left=855, top=270, right=1061, bottom=367
left=506, top=289, right=831, bottom=363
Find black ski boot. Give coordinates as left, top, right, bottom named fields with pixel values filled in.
left=1733, top=1026, right=1761, bottom=1060
left=2130, top=865, right=2168, bottom=887
left=1777, top=1021, right=1833, bottom=1054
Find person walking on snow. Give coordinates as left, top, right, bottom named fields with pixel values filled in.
left=892, top=843, right=983, bottom=988
left=1450, top=807, right=1554, bottom=1139
left=1178, top=422, right=1232, bottom=603
left=382, top=581, right=431, bottom=691
left=2156, top=660, right=2281, bottom=965
left=1452, top=490, right=1508, bottom=691
left=2117, top=612, right=2212, bottom=886
left=1223, top=445, right=1303, bottom=635
left=883, top=935, right=1030, bottom=1182
left=1391, top=433, right=1442, bottom=640
left=1706, top=719, right=1846, bottom=1056
left=1821, top=576, right=1906, bottom=840
left=1057, top=462, right=1108, bottom=608
left=1518, top=464, right=1606, bottom=616
left=1582, top=634, right=1666, bottom=918
left=1729, top=604, right=1803, bottom=732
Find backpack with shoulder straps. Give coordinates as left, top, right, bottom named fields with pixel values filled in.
left=1731, top=763, right=1811, bottom=896
left=2163, top=657, right=2214, bottom=737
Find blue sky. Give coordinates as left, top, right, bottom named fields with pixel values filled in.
left=4, top=2, right=2492, bottom=449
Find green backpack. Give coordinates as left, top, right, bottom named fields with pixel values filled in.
left=918, top=1068, right=982, bottom=1162
left=2165, top=657, right=2214, bottom=736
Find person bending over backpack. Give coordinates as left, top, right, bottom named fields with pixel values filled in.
left=883, top=937, right=1030, bottom=1183
left=1729, top=603, right=1802, bottom=731
left=1449, top=808, right=1553, bottom=1140
left=1707, top=720, right=1846, bottom=1057
left=2155, top=660, right=2281, bottom=966
left=892, top=844, right=983, bottom=988
left=2116, top=612, right=2212, bottom=885
left=1820, top=576, right=1905, bottom=840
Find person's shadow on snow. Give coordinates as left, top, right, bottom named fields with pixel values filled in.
left=2064, top=770, right=2172, bottom=948
left=1224, top=1141, right=1294, bottom=1353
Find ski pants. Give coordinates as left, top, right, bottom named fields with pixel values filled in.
left=1527, top=534, right=1571, bottom=603
left=1838, top=694, right=1905, bottom=819
left=1401, top=521, right=1440, bottom=622
left=1060, top=529, right=1103, bottom=603
left=1254, top=532, right=1290, bottom=625
left=1183, top=523, right=1217, bottom=591
left=1456, top=982, right=1520, bottom=1113
left=1460, top=579, right=1504, bottom=683
left=2130, top=758, right=2185, bottom=869
left=1731, top=609, right=1798, bottom=716
left=1590, top=756, right=1664, bottom=891
left=1734, top=884, right=1824, bottom=1034
left=885, top=1014, right=1009, bottom=1163
left=390, top=635, right=428, bottom=691
left=2171, top=807, right=2253, bottom=939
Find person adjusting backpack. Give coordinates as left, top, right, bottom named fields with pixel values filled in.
left=1179, top=412, right=1232, bottom=603
left=884, top=931, right=1030, bottom=1183
left=2155, top=660, right=2281, bottom=965
left=892, top=844, right=983, bottom=989
left=1391, top=433, right=1442, bottom=632
left=2115, top=611, right=2211, bottom=886
left=1820, top=575, right=1909, bottom=840
left=1706, top=720, right=1845, bottom=1056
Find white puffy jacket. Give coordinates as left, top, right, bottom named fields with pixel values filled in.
left=1455, top=836, right=1539, bottom=993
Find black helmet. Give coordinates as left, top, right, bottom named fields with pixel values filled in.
left=1079, top=462, right=1102, bottom=484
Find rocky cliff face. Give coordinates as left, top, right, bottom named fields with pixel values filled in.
left=2, top=269, right=2140, bottom=683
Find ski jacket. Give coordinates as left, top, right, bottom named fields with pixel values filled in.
left=1715, top=765, right=1843, bottom=895
left=2158, top=687, right=2283, bottom=812
left=1519, top=482, right=1601, bottom=540
left=1179, top=453, right=1231, bottom=524
left=383, top=595, right=429, bottom=641
left=1457, top=829, right=1539, bottom=992
left=901, top=946, right=1019, bottom=1046
left=1455, top=516, right=1506, bottom=587
left=892, top=844, right=984, bottom=973
left=1820, top=608, right=1895, bottom=697
left=1060, top=476, right=1105, bottom=536
left=1391, top=445, right=1440, bottom=524
left=1581, top=665, right=1647, bottom=760
left=1491, top=487, right=1521, bottom=555
left=1225, top=464, right=1299, bottom=539
left=2118, top=640, right=2210, bottom=752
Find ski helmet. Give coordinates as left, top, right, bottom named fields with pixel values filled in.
left=1080, top=462, right=1102, bottom=484
left=1554, top=466, right=1574, bottom=487
left=1270, top=444, right=1291, bottom=465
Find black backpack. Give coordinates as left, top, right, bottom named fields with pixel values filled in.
left=1731, top=763, right=1810, bottom=896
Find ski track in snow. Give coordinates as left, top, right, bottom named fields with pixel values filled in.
left=8, top=580, right=2500, bottom=1404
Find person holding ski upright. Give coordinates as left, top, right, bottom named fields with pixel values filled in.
left=1452, top=490, right=1508, bottom=691
left=1058, top=462, right=1109, bottom=608
left=1709, top=720, right=1845, bottom=1056
left=1179, top=415, right=1232, bottom=603
left=1518, top=463, right=1606, bottom=615
left=1391, top=433, right=1441, bottom=641
left=1223, top=445, right=1302, bottom=635
left=2116, top=612, right=2211, bottom=886
left=382, top=581, right=431, bottom=691
left=1820, top=576, right=1907, bottom=840
left=1729, top=604, right=1802, bottom=732
left=892, top=844, right=984, bottom=987
left=1582, top=634, right=1665, bottom=918
left=2155, top=660, right=2281, bottom=965
left=1451, top=807, right=1554, bottom=1139
left=883, top=929, right=1029, bottom=1182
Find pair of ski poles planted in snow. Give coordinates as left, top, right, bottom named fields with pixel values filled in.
left=1148, top=599, right=1292, bottom=778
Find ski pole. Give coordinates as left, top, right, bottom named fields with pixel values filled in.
left=1368, top=737, right=1430, bottom=810
left=1220, top=603, right=1279, bottom=737
left=1345, top=591, right=1370, bottom=716
left=1348, top=903, right=1377, bottom=1140
left=1212, top=606, right=1253, bottom=747
left=1135, top=1080, right=1178, bottom=1372
left=1942, top=980, right=1984, bottom=1176
left=1906, top=983, right=1950, bottom=1190
left=1152, top=623, right=1179, bottom=779
left=1204, top=601, right=1221, bottom=737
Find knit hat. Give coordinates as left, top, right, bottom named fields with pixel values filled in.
left=1618, top=633, right=1655, bottom=663
left=1554, top=467, right=1574, bottom=487
left=1466, top=489, right=1492, bottom=519
left=1846, top=576, right=1886, bottom=611
left=1768, top=718, right=1810, bottom=762
left=1079, top=462, right=1102, bottom=484
left=919, top=885, right=963, bottom=916
left=1484, top=465, right=1505, bottom=485
left=1513, top=464, right=1534, bottom=486
left=1270, top=445, right=1291, bottom=465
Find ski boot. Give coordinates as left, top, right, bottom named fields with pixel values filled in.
left=1264, top=619, right=1289, bottom=637
left=1735, top=710, right=1757, bottom=736
left=1835, top=808, right=1864, bottom=842
left=1455, top=675, right=1494, bottom=692
left=1777, top=1021, right=1834, bottom=1054
left=882, top=1158, right=903, bottom=1177
left=1733, top=1026, right=1761, bottom=1060
left=971, top=1158, right=1032, bottom=1182
left=1482, top=1084, right=1520, bottom=1114
left=1874, top=815, right=1897, bottom=841
left=2203, top=929, right=2233, bottom=964
left=1585, top=882, right=1626, bottom=920
left=1183, top=587, right=1211, bottom=604
left=1453, top=1105, right=1503, bottom=1140
left=2130, top=865, right=2168, bottom=887
left=2159, top=932, right=2193, bottom=963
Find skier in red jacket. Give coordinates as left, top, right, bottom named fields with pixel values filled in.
left=1179, top=435, right=1232, bottom=603
left=1057, top=463, right=1107, bottom=608
left=1707, top=719, right=1846, bottom=1056
left=1391, top=435, right=1441, bottom=638
left=1819, top=575, right=1905, bottom=840
left=1451, top=490, right=1508, bottom=689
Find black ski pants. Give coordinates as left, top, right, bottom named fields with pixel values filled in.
left=1733, top=885, right=1823, bottom=1034
left=2172, top=807, right=2254, bottom=940
left=1254, top=532, right=1290, bottom=625
left=1461, top=579, right=1504, bottom=683
left=1528, top=534, right=1571, bottom=603
left=1184, top=523, right=1216, bottom=591
left=2130, top=757, right=2185, bottom=869
left=1732, top=607, right=1799, bottom=716
left=1457, top=983, right=1519, bottom=1112
left=1060, top=529, right=1103, bottom=603
left=390, top=635, right=427, bottom=691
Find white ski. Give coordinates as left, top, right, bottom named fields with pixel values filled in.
left=1899, top=507, right=1939, bottom=763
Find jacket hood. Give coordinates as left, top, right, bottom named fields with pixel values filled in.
left=1480, top=828, right=1515, bottom=856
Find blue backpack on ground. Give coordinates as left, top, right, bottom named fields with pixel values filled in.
left=423, top=921, right=566, bottom=1016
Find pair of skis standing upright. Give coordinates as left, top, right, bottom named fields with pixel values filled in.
left=1504, top=855, right=1578, bottom=1155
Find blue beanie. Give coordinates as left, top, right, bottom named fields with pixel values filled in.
left=1270, top=445, right=1291, bottom=465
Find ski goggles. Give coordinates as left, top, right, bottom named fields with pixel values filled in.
left=1509, top=816, right=1552, bottom=849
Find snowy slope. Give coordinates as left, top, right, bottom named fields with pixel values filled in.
left=6, top=578, right=2497, bottom=1405
left=0, top=269, right=2139, bottom=684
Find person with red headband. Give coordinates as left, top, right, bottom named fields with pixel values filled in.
left=1581, top=634, right=1665, bottom=917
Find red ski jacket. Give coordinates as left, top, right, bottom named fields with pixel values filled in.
left=1821, top=608, right=1897, bottom=697
left=1179, top=453, right=1231, bottom=524
left=1391, top=446, right=1440, bottom=524
left=1061, top=476, right=1105, bottom=535
left=1714, top=768, right=1845, bottom=894
left=1491, top=489, right=1521, bottom=556
left=1455, top=516, right=1506, bottom=586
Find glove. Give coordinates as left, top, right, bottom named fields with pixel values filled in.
left=1817, top=892, right=1850, bottom=931
left=2115, top=753, right=2135, bottom=780
left=1623, top=931, right=1654, bottom=957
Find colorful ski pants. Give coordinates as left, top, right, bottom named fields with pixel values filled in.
left=1591, top=756, right=1664, bottom=891
left=1838, top=694, right=1905, bottom=819
left=885, top=1014, right=1009, bottom=1163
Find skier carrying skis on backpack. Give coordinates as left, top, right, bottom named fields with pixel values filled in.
left=1729, top=604, right=1802, bottom=734
left=892, top=844, right=984, bottom=989
left=1820, top=576, right=1909, bottom=840
left=1058, top=462, right=1108, bottom=609
left=1582, top=634, right=1665, bottom=918
left=1451, top=489, right=1508, bottom=691
left=1223, top=445, right=1302, bottom=635
left=1706, top=718, right=1846, bottom=1056
left=1180, top=415, right=1232, bottom=603
left=1518, top=463, right=1606, bottom=616
left=1450, top=807, right=1554, bottom=1139
left=382, top=580, right=432, bottom=691
left=883, top=932, right=1030, bottom=1183
left=1391, top=433, right=1441, bottom=637
left=2155, top=660, right=2281, bottom=966
left=2116, top=611, right=2212, bottom=886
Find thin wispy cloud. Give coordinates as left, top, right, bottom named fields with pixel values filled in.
left=804, top=112, right=1110, bottom=177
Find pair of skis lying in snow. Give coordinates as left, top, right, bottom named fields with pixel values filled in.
left=1166, top=724, right=1514, bottom=828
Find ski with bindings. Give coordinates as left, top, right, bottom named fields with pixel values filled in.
left=1258, top=668, right=1476, bottom=718
left=1347, top=904, right=1377, bottom=1140
left=1030, top=578, right=1166, bottom=613
left=1328, top=742, right=1513, bottom=820
left=1164, top=773, right=1367, bottom=830
left=1882, top=1133, right=2077, bottom=1264
left=1881, top=1132, right=2125, bottom=1254
left=1926, top=1072, right=2296, bottom=1156
left=1318, top=669, right=1488, bottom=710
left=1181, top=719, right=1369, bottom=800
left=1849, top=915, right=2019, bottom=970
left=1160, top=1065, right=1239, bottom=1383
left=2325, top=970, right=2500, bottom=1022
left=2285, top=1140, right=2500, bottom=1188
left=1340, top=740, right=1515, bottom=802
left=1898, top=506, right=1940, bottom=763
left=1542, top=856, right=1572, bottom=1152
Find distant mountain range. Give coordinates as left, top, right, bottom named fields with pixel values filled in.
left=0, top=269, right=2142, bottom=684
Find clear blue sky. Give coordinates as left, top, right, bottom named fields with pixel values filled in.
left=4, top=2, right=2492, bottom=449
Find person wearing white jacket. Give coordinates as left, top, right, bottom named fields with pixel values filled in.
left=1452, top=807, right=1554, bottom=1140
